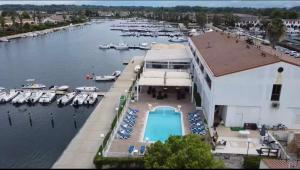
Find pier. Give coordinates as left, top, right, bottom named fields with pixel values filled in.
left=52, top=56, right=144, bottom=168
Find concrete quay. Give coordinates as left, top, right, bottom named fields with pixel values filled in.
left=52, top=56, right=143, bottom=169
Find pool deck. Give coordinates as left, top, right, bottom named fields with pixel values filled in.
left=106, top=91, right=195, bottom=157
left=52, top=56, right=143, bottom=169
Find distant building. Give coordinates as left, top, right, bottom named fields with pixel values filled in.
left=234, top=13, right=260, bottom=27
left=42, top=14, right=69, bottom=23
left=189, top=31, right=300, bottom=129
left=283, top=19, right=300, bottom=29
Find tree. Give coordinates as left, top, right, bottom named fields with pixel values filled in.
left=212, top=14, right=222, bottom=27
left=144, top=134, right=225, bottom=169
left=21, top=11, right=30, bottom=19
left=266, top=18, right=286, bottom=48
left=17, top=13, right=23, bottom=32
left=0, top=16, right=5, bottom=32
left=224, top=13, right=239, bottom=27
left=196, top=12, right=207, bottom=29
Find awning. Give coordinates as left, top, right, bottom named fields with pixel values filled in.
left=165, top=78, right=192, bottom=87
left=138, top=77, right=164, bottom=86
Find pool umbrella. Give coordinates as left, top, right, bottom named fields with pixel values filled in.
left=260, top=125, right=266, bottom=136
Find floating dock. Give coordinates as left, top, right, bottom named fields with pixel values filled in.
left=52, top=56, right=144, bottom=168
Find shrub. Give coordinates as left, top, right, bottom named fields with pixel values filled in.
left=94, top=157, right=144, bottom=169
left=243, top=156, right=261, bottom=169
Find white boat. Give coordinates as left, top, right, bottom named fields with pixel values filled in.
left=134, top=65, right=141, bottom=73
left=0, top=87, right=5, bottom=91
left=84, top=93, right=98, bottom=105
left=169, top=37, right=188, bottom=42
left=112, top=70, right=121, bottom=77
left=115, top=43, right=129, bottom=50
left=76, top=86, right=99, bottom=92
left=0, top=90, right=19, bottom=103
left=22, top=79, right=46, bottom=89
left=99, top=44, right=111, bottom=49
left=57, top=92, right=76, bottom=105
left=94, top=75, right=116, bottom=81
left=12, top=91, right=32, bottom=104
left=139, top=43, right=151, bottom=50
left=39, top=91, right=56, bottom=104
left=72, top=93, right=88, bottom=105
left=27, top=90, right=44, bottom=103
left=50, top=85, right=69, bottom=91
left=0, top=91, right=6, bottom=102
left=0, top=37, right=9, bottom=42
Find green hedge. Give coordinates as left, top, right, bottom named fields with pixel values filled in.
left=94, top=157, right=144, bottom=169
left=243, top=156, right=261, bottom=169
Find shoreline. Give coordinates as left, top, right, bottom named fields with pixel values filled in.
left=0, top=22, right=89, bottom=41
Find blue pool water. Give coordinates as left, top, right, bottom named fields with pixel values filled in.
left=144, top=106, right=183, bottom=142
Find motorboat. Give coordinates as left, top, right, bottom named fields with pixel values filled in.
left=99, top=44, right=111, bottom=49
left=139, top=43, right=151, bottom=50
left=50, top=85, right=69, bottom=91
left=0, top=37, right=9, bottom=42
left=168, top=37, right=188, bottom=42
left=12, top=91, right=32, bottom=104
left=84, top=93, right=98, bottom=105
left=0, top=90, right=19, bottom=103
left=27, top=90, right=44, bottom=103
left=22, top=79, right=46, bottom=89
left=72, top=93, right=88, bottom=105
left=39, top=91, right=56, bottom=104
left=94, top=75, right=116, bottom=81
left=57, top=92, right=76, bottom=105
left=115, top=43, right=129, bottom=50
left=112, top=70, right=122, bottom=77
left=76, top=86, right=99, bottom=92
left=0, top=87, right=5, bottom=91
left=134, top=65, right=141, bottom=73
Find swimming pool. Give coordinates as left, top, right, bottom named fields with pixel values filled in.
left=143, top=106, right=183, bottom=142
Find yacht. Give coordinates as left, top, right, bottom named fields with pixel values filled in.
left=12, top=91, right=32, bottom=104
left=0, top=90, right=19, bottom=103
left=169, top=37, right=188, bottom=42
left=115, top=43, right=129, bottom=50
left=22, top=79, right=46, bottom=89
left=112, top=70, right=122, bottom=77
left=94, top=70, right=121, bottom=81
left=72, top=93, right=88, bottom=105
left=99, top=44, right=111, bottom=49
left=27, top=90, right=44, bottom=103
left=0, top=87, right=5, bottom=91
left=76, top=86, right=99, bottom=92
left=139, top=43, right=151, bottom=50
left=84, top=93, right=98, bottom=105
left=39, top=91, right=56, bottom=104
left=50, top=85, right=70, bottom=91
left=57, top=92, right=76, bottom=105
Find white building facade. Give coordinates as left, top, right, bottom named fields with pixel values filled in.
left=189, top=32, right=300, bottom=129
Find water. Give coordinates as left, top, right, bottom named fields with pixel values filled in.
left=1, top=1, right=300, bottom=8
left=144, top=106, right=183, bottom=142
left=0, top=20, right=171, bottom=168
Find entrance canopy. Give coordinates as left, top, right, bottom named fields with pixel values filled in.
left=138, top=70, right=192, bottom=87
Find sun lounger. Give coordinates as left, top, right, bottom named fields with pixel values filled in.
left=128, top=145, right=135, bottom=155
left=120, top=126, right=133, bottom=133
left=117, top=131, right=130, bottom=139
left=123, top=119, right=135, bottom=126
left=121, top=123, right=133, bottom=129
left=129, top=107, right=139, bottom=113
left=127, top=110, right=137, bottom=116
left=139, top=145, right=146, bottom=155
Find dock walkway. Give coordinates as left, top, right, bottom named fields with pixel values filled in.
left=52, top=56, right=143, bottom=169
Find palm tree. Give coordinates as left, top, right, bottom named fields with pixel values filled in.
left=196, top=12, right=207, bottom=29
left=266, top=18, right=286, bottom=49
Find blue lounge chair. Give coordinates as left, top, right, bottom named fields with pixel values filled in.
left=129, top=107, right=139, bottom=113
left=126, top=114, right=137, bottom=120
left=128, top=145, right=135, bottom=154
left=120, top=127, right=133, bottom=133
left=127, top=110, right=137, bottom=116
left=139, top=145, right=146, bottom=155
left=125, top=116, right=136, bottom=123
left=121, top=123, right=133, bottom=129
left=117, top=131, right=130, bottom=139
left=123, top=119, right=135, bottom=126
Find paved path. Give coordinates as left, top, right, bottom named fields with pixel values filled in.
left=52, top=56, right=143, bottom=169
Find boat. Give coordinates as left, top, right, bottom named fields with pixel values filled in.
left=112, top=70, right=121, bottom=77
left=76, top=86, right=99, bottom=92
left=99, top=44, right=111, bottom=49
left=39, top=91, right=56, bottom=104
left=94, top=75, right=116, bottom=81
left=0, top=87, right=5, bottom=91
left=114, top=43, right=129, bottom=50
left=72, top=93, right=88, bottom=105
left=0, top=91, right=6, bottom=102
left=12, top=91, right=32, bottom=104
left=134, top=65, right=141, bottom=73
left=57, top=92, right=76, bottom=105
left=139, top=43, right=151, bottom=50
left=50, top=85, right=69, bottom=91
left=169, top=37, right=188, bottom=42
left=27, top=90, right=44, bottom=103
left=22, top=79, right=46, bottom=89
left=0, top=37, right=9, bottom=42
left=0, top=90, right=19, bottom=103
left=84, top=93, right=98, bottom=105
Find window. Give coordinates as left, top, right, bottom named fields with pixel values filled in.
left=205, top=74, right=211, bottom=89
left=271, top=84, right=282, bottom=101
left=200, top=63, right=204, bottom=73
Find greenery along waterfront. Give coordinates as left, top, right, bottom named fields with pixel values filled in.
left=0, top=4, right=299, bottom=37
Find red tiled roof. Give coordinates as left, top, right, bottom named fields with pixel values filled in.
left=190, top=31, right=300, bottom=77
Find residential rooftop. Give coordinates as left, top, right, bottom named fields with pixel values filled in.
left=190, top=31, right=300, bottom=77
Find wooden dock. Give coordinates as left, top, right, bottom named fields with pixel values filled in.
left=52, top=56, right=144, bottom=168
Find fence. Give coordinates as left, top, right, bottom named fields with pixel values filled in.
left=267, top=131, right=290, bottom=160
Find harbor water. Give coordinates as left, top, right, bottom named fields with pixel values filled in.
left=0, top=20, right=171, bottom=168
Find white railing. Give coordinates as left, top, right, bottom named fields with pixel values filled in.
left=267, top=131, right=290, bottom=160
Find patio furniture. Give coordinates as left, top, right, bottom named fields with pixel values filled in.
left=139, top=145, right=146, bottom=155
left=128, top=107, right=139, bottom=113
left=238, top=130, right=250, bottom=138
left=128, top=145, right=135, bottom=155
